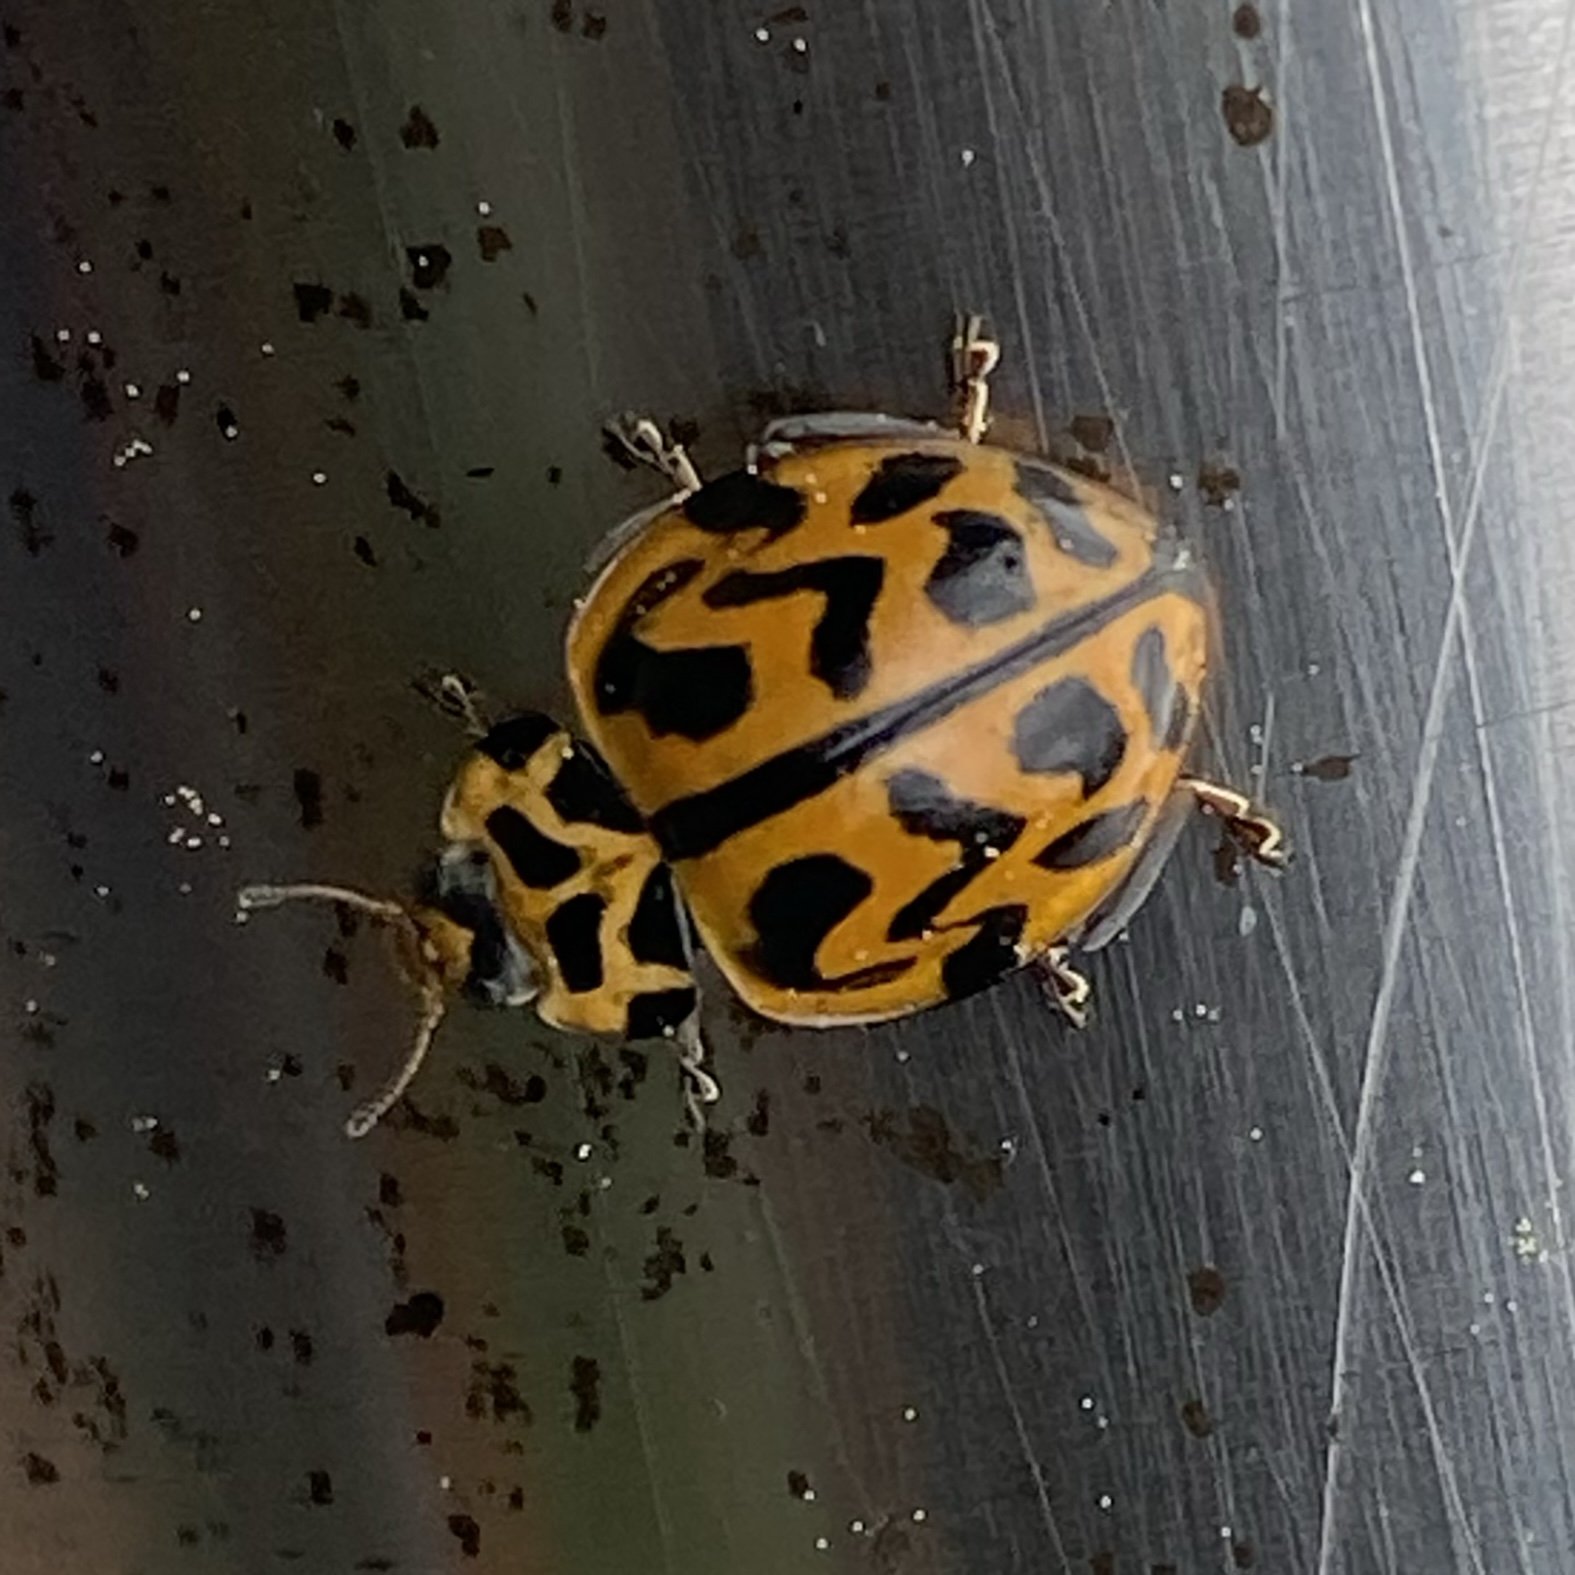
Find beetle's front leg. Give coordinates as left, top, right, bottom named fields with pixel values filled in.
left=603, top=413, right=703, bottom=496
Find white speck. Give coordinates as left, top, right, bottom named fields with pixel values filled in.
left=597, top=1175, right=612, bottom=1190
left=755, top=25, right=770, bottom=41
left=86, top=329, right=102, bottom=345
left=998, top=1136, right=1016, bottom=1159
left=266, top=1066, right=282, bottom=1083
left=311, top=471, right=327, bottom=485
left=439, top=1475, right=452, bottom=1490
left=895, top=1049, right=910, bottom=1063
left=911, top=1508, right=927, bottom=1523
left=575, top=1142, right=592, bottom=1160
left=1194, top=1002, right=1209, bottom=1018
left=792, top=35, right=808, bottom=51
left=1469, top=1320, right=1481, bottom=1335
left=124, top=382, right=140, bottom=398
left=260, top=341, right=275, bottom=356
left=187, top=607, right=203, bottom=622
left=1080, top=1395, right=1094, bottom=1410
left=849, top=1520, right=865, bottom=1534
left=1171, top=1007, right=1185, bottom=1023
left=177, top=881, right=192, bottom=894
left=1238, top=904, right=1258, bottom=937
left=970, top=1262, right=985, bottom=1277
left=220, top=419, right=239, bottom=439
left=1505, top=1298, right=1518, bottom=1313
left=1168, top=472, right=1185, bottom=491
left=89, top=749, right=105, bottom=765
left=77, top=259, right=93, bottom=274
left=902, top=1405, right=918, bottom=1421
left=185, top=836, right=203, bottom=850
left=175, top=368, right=191, bottom=384
left=1408, top=1167, right=1426, bottom=1185
left=1220, top=1525, right=1233, bottom=1540
left=132, top=1181, right=150, bottom=1199
left=94, top=884, right=110, bottom=898
left=1512, top=1218, right=1543, bottom=1259
left=1249, top=1125, right=1264, bottom=1141
left=206, top=812, right=224, bottom=827
left=55, top=328, right=71, bottom=343
left=1025, top=1314, right=1039, bottom=1329
left=1307, top=661, right=1321, bottom=676
left=1484, top=1290, right=1496, bottom=1305
left=477, top=200, right=493, bottom=216
left=814, top=1538, right=828, bottom=1552
left=1098, top=1493, right=1112, bottom=1511
left=130, top=1114, right=159, bottom=1132
left=960, top=147, right=976, bottom=167
left=802, top=1487, right=816, bottom=1502
left=24, top=999, right=38, bottom=1015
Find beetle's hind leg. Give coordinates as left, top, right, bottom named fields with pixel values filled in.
left=1033, top=945, right=1092, bottom=1028
left=603, top=413, right=702, bottom=496
left=950, top=312, right=1001, bottom=444
left=1179, top=778, right=1287, bottom=869
left=673, top=1015, right=721, bottom=1131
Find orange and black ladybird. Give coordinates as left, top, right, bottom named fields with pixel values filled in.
left=240, top=316, right=1283, bottom=1136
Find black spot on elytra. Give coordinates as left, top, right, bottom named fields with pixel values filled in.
left=1013, top=678, right=1127, bottom=795
left=651, top=571, right=1166, bottom=862
left=478, top=712, right=558, bottom=770
left=703, top=557, right=884, bottom=699
left=1034, top=800, right=1148, bottom=869
left=682, top=470, right=806, bottom=539
left=1131, top=625, right=1191, bottom=749
left=926, top=510, right=1036, bottom=626
left=545, top=744, right=644, bottom=832
left=406, top=243, right=452, bottom=290
left=1014, top=460, right=1118, bottom=567
left=626, top=865, right=687, bottom=969
left=385, top=1290, right=445, bottom=1337
left=624, top=987, right=696, bottom=1040
left=743, top=855, right=915, bottom=993
left=486, top=805, right=580, bottom=888
left=850, top=452, right=963, bottom=523
left=545, top=892, right=606, bottom=992
left=570, top=1355, right=602, bottom=1432
left=399, top=105, right=439, bottom=148
left=884, top=769, right=1025, bottom=941
left=594, top=560, right=752, bottom=740
left=940, top=904, right=1027, bottom=1000
left=292, top=282, right=333, bottom=323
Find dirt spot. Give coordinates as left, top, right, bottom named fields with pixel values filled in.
left=570, top=1355, right=601, bottom=1431
left=1222, top=83, right=1273, bottom=146
left=1293, top=753, right=1357, bottom=782
left=1232, top=3, right=1262, bottom=37
left=385, top=1291, right=444, bottom=1338
left=865, top=1105, right=1004, bottom=1201
left=1187, top=1264, right=1227, bottom=1316
left=399, top=105, right=439, bottom=149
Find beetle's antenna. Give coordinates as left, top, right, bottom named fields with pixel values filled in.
left=237, top=881, right=450, bottom=1137
left=343, top=982, right=448, bottom=1139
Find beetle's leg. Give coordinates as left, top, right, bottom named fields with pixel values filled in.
left=603, top=413, right=702, bottom=496
left=1033, top=946, right=1091, bottom=1028
left=951, top=312, right=1001, bottom=444
left=1179, top=778, right=1287, bottom=869
left=674, top=1014, right=721, bottom=1131
left=665, top=888, right=721, bottom=1129
left=410, top=671, right=491, bottom=737
left=237, top=882, right=409, bottom=923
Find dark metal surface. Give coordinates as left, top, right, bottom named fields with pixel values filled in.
left=5, top=0, right=1572, bottom=1570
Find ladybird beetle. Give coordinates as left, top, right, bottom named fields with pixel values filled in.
left=240, top=315, right=1283, bottom=1137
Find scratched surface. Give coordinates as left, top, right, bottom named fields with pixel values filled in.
left=4, top=0, right=1575, bottom=1570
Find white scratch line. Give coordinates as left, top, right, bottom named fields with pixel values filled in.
left=1313, top=0, right=1570, bottom=1570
